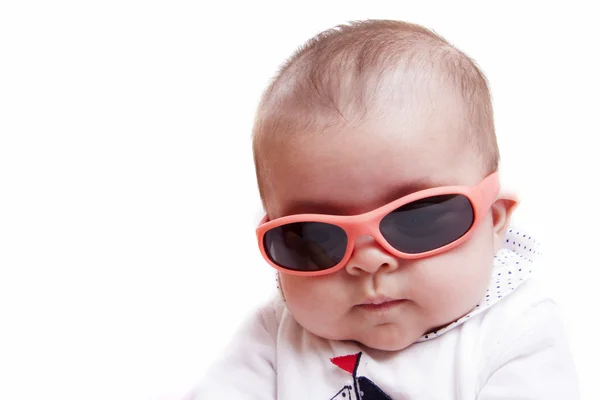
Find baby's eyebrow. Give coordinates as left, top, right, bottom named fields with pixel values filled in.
left=283, top=179, right=448, bottom=216
left=383, top=181, right=440, bottom=203
left=282, top=200, right=347, bottom=216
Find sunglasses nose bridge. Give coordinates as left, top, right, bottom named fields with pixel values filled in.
left=346, top=215, right=379, bottom=238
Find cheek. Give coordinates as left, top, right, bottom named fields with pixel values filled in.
left=279, top=273, right=353, bottom=340
left=279, top=274, right=347, bottom=316
left=410, top=225, right=495, bottom=310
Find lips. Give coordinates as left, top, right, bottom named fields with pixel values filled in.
left=359, top=296, right=398, bottom=306
left=356, top=296, right=406, bottom=311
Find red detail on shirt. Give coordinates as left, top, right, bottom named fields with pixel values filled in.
left=330, top=353, right=359, bottom=375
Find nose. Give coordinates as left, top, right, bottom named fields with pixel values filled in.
left=344, top=235, right=400, bottom=276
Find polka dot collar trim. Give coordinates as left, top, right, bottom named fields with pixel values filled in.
left=416, top=227, right=541, bottom=342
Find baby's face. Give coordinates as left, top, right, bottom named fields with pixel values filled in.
left=262, top=113, right=497, bottom=351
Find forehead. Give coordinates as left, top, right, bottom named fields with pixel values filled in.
left=262, top=119, right=482, bottom=219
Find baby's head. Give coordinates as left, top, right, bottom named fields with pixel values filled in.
left=252, top=20, right=517, bottom=351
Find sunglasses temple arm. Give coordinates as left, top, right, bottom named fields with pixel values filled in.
left=480, top=172, right=501, bottom=209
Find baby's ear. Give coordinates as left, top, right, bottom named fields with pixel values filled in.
left=491, top=196, right=518, bottom=252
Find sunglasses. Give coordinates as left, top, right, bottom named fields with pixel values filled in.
left=256, top=172, right=500, bottom=276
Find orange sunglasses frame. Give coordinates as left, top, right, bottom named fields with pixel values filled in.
left=256, top=172, right=502, bottom=276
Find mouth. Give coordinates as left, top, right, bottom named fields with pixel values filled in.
left=356, top=297, right=406, bottom=310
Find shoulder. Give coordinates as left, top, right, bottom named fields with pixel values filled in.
left=479, top=276, right=560, bottom=336
left=250, top=294, right=286, bottom=339
left=472, top=278, right=579, bottom=397
left=476, top=276, right=573, bottom=376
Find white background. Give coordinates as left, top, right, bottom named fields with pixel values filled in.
left=1, top=1, right=598, bottom=399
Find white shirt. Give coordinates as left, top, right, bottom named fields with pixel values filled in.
left=188, top=230, right=579, bottom=399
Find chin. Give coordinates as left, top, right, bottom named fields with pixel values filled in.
left=356, top=330, right=420, bottom=352
left=361, top=340, right=414, bottom=352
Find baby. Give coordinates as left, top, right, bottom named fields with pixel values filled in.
left=189, top=20, right=578, bottom=399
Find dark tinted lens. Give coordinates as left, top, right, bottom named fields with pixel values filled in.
left=379, top=194, right=474, bottom=254
left=263, top=222, right=348, bottom=272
